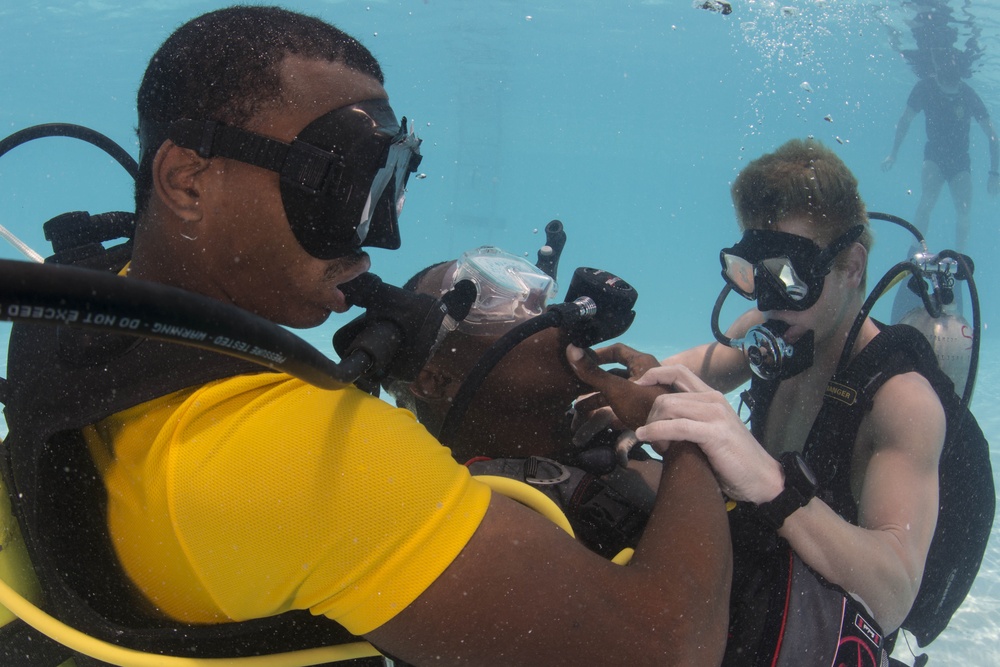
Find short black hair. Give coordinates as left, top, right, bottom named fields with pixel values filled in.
left=402, top=261, right=450, bottom=293
left=134, top=5, right=384, bottom=216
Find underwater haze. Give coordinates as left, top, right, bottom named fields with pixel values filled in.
left=1, top=1, right=998, bottom=664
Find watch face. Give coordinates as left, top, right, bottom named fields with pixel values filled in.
left=795, top=454, right=818, bottom=487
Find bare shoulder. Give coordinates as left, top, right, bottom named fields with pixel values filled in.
left=865, top=370, right=945, bottom=461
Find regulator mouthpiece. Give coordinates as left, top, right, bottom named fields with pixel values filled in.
left=739, top=320, right=814, bottom=381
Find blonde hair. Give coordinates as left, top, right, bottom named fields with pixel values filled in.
left=731, top=138, right=873, bottom=259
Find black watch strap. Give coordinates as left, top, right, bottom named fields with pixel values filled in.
left=757, top=451, right=818, bottom=530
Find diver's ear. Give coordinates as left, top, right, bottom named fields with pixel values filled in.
left=152, top=141, right=211, bottom=222
left=843, top=242, right=867, bottom=289
left=410, top=366, right=455, bottom=402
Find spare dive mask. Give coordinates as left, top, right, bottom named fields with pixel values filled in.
left=439, top=246, right=559, bottom=336
left=161, top=98, right=422, bottom=260
left=720, top=224, right=865, bottom=312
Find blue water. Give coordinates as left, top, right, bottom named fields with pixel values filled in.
left=0, top=1, right=997, bottom=663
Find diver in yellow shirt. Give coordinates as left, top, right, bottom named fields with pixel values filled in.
left=4, top=6, right=732, bottom=665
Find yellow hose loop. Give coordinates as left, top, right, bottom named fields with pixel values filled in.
left=474, top=475, right=576, bottom=537
left=0, top=575, right=380, bottom=667
left=881, top=269, right=909, bottom=298
left=611, top=548, right=634, bottom=566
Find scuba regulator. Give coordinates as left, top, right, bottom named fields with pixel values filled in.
left=333, top=219, right=639, bottom=411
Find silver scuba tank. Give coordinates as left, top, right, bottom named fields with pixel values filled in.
left=898, top=302, right=973, bottom=393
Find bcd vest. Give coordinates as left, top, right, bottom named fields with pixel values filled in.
left=0, top=247, right=383, bottom=666
left=724, top=323, right=993, bottom=665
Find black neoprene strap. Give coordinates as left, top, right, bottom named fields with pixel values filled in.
left=168, top=119, right=289, bottom=172
left=0, top=619, right=71, bottom=666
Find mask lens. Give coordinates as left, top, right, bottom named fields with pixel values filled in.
left=760, top=257, right=809, bottom=302
left=721, top=228, right=837, bottom=312
left=722, top=253, right=756, bottom=299
left=449, top=247, right=558, bottom=334
left=358, top=120, right=422, bottom=244
left=282, top=100, right=421, bottom=259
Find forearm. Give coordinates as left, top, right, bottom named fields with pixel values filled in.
left=663, top=342, right=750, bottom=394
left=889, top=115, right=912, bottom=158
left=628, top=442, right=732, bottom=664
left=375, top=447, right=733, bottom=665
left=889, top=126, right=907, bottom=157
left=778, top=498, right=921, bottom=630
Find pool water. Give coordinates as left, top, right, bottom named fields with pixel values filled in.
left=1, top=2, right=998, bottom=664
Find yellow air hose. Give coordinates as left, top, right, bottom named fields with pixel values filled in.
left=0, top=472, right=381, bottom=666
left=0, top=575, right=381, bottom=667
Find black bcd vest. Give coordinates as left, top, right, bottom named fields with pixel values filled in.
left=0, top=239, right=385, bottom=666
left=731, top=323, right=993, bottom=660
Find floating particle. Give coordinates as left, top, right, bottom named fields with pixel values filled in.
left=533, top=228, right=539, bottom=234
left=525, top=15, right=533, bottom=21
left=800, top=81, right=813, bottom=93
left=907, top=189, right=912, bottom=195
left=698, top=1, right=732, bottom=15
left=781, top=6, right=799, bottom=16
left=416, top=173, right=427, bottom=179
left=824, top=114, right=833, bottom=122
left=835, top=136, right=844, bottom=144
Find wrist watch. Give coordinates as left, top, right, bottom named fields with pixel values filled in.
left=757, top=451, right=818, bottom=530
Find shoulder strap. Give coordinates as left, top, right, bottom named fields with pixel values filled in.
left=0, top=619, right=72, bottom=666
left=803, top=324, right=926, bottom=520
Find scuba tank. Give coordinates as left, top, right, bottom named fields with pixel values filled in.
left=898, top=302, right=973, bottom=393
left=890, top=244, right=976, bottom=394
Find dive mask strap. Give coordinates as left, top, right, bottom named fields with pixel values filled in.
left=812, top=224, right=866, bottom=278
left=168, top=119, right=345, bottom=194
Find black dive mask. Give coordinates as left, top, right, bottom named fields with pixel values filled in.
left=164, top=98, right=422, bottom=259
left=710, top=224, right=864, bottom=381
left=720, top=225, right=864, bottom=312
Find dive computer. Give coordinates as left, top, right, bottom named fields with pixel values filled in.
left=757, top=451, right=818, bottom=530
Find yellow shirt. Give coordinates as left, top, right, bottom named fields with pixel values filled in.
left=84, top=372, right=490, bottom=635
